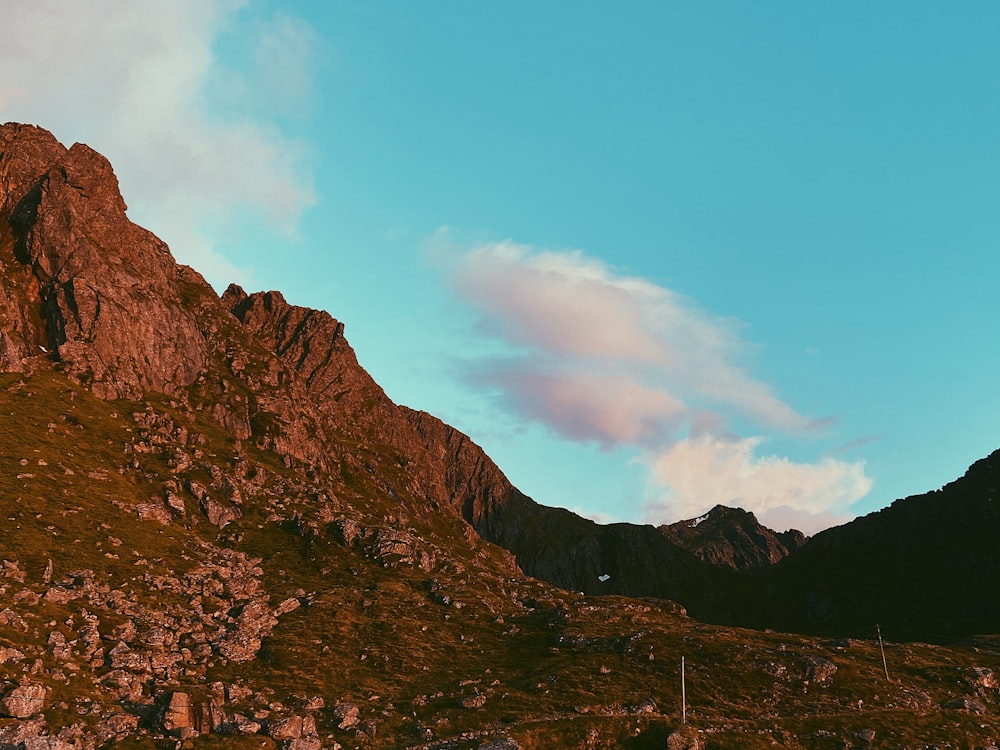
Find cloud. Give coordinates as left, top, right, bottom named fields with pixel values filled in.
left=564, top=506, right=620, bottom=526
left=452, top=240, right=811, bottom=434
left=466, top=362, right=688, bottom=449
left=0, top=0, right=316, bottom=288
left=642, top=436, right=871, bottom=535
left=444, top=238, right=872, bottom=532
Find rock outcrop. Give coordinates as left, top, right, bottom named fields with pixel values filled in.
left=1, top=124, right=210, bottom=398
left=1, top=681, right=47, bottom=718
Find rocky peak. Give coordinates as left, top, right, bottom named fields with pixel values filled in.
left=224, top=285, right=376, bottom=409
left=659, top=504, right=807, bottom=571
left=0, top=122, right=211, bottom=399
left=0, top=123, right=67, bottom=216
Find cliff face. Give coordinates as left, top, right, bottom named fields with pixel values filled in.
left=0, top=122, right=794, bottom=634
left=0, top=124, right=210, bottom=398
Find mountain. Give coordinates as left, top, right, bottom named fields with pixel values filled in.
left=659, top=505, right=807, bottom=571
left=2, top=122, right=1000, bottom=749
left=727, top=451, right=1000, bottom=638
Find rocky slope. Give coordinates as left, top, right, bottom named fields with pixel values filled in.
left=1, top=122, right=1000, bottom=749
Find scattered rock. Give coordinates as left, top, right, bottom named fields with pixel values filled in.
left=269, top=716, right=304, bottom=740
left=332, top=703, right=360, bottom=730
left=635, top=697, right=657, bottom=714
left=479, top=739, right=523, bottom=750
left=666, top=730, right=701, bottom=750
left=94, top=713, right=140, bottom=743
left=460, top=693, right=488, bottom=709
left=303, top=695, right=325, bottom=711
left=0, top=646, right=25, bottom=664
left=232, top=713, right=262, bottom=734
left=1, top=681, right=47, bottom=718
left=968, top=666, right=998, bottom=690
left=275, top=597, right=301, bottom=616
left=803, top=654, right=838, bottom=682
left=201, top=495, right=241, bottom=528
left=0, top=717, right=47, bottom=746
left=22, top=737, right=76, bottom=750
left=331, top=517, right=361, bottom=546
left=942, top=696, right=987, bottom=714
left=161, top=691, right=197, bottom=738
left=285, top=739, right=323, bottom=750
left=135, top=502, right=173, bottom=524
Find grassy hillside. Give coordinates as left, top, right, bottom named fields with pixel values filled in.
left=2, top=368, right=1000, bottom=749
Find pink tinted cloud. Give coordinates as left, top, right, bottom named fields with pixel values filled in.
left=471, top=365, right=687, bottom=449
left=445, top=238, right=873, bottom=531
left=642, top=436, right=871, bottom=535
left=453, top=241, right=812, bottom=432
left=455, top=242, right=674, bottom=367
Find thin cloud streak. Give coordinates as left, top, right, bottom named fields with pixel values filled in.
left=0, top=0, right=316, bottom=288
left=447, top=238, right=872, bottom=533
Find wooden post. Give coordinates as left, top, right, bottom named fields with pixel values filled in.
left=876, top=624, right=889, bottom=682
left=681, top=656, right=687, bottom=724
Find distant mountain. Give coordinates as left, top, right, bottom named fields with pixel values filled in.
left=659, top=505, right=807, bottom=571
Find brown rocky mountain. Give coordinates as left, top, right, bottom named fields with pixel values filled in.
left=2, top=122, right=1000, bottom=748
left=659, top=505, right=807, bottom=571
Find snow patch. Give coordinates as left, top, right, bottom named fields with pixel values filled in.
left=689, top=513, right=709, bottom=527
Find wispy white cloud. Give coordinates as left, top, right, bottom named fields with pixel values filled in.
left=445, top=237, right=871, bottom=533
left=0, top=0, right=316, bottom=288
left=642, top=436, right=872, bottom=535
left=564, top=506, right=620, bottom=526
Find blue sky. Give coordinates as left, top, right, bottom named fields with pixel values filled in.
left=2, top=1, right=998, bottom=533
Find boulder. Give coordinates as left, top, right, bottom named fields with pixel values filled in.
left=1, top=682, right=47, bottom=718
left=803, top=655, right=838, bottom=682
left=479, top=740, right=522, bottom=750
left=332, top=703, right=360, bottom=730
left=967, top=667, right=998, bottom=690
left=269, top=716, right=303, bottom=740
left=161, top=691, right=197, bottom=738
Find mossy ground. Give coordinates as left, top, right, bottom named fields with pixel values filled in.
left=2, top=369, right=1000, bottom=749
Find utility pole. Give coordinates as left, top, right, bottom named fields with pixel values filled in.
left=876, top=624, right=890, bottom=682
left=681, top=656, right=687, bottom=724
